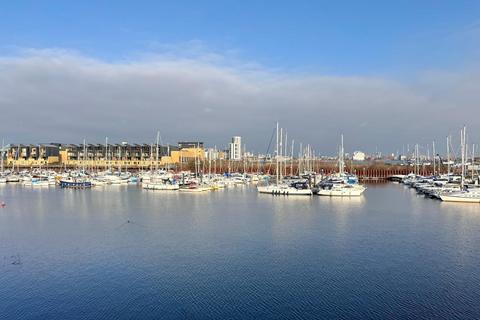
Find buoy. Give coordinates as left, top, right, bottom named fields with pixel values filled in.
left=1, top=201, right=6, bottom=208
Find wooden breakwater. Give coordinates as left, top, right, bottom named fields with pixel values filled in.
left=4, top=160, right=446, bottom=181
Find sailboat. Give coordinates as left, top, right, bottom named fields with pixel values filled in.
left=257, top=122, right=312, bottom=195
left=59, top=139, right=92, bottom=188
left=317, top=135, right=366, bottom=197
left=179, top=142, right=210, bottom=192
left=440, top=127, right=480, bottom=203
left=0, top=139, right=6, bottom=184
left=6, top=146, right=20, bottom=183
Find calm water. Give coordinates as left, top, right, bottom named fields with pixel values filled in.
left=1, top=183, right=480, bottom=320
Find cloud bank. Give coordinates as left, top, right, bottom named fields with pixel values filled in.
left=0, top=48, right=479, bottom=154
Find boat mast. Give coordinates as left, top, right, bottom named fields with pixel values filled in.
left=279, top=127, right=283, bottom=183
left=243, top=144, right=246, bottom=174
left=197, top=142, right=201, bottom=181
left=461, top=127, right=466, bottom=190
left=201, top=143, right=205, bottom=181
left=290, top=139, right=294, bottom=176
left=13, top=146, right=16, bottom=173
left=339, top=134, right=345, bottom=175
left=109, top=140, right=112, bottom=172
left=208, top=149, right=211, bottom=178
left=150, top=144, right=153, bottom=172
left=276, top=122, right=279, bottom=186
left=284, top=132, right=288, bottom=177
left=214, top=146, right=217, bottom=174
left=1, top=139, right=4, bottom=174
left=155, top=131, right=160, bottom=172
left=308, top=145, right=311, bottom=173
left=447, top=136, right=450, bottom=177
left=83, top=138, right=86, bottom=174
left=298, top=142, right=302, bottom=175
left=415, top=144, right=419, bottom=176
left=432, top=141, right=436, bottom=175
left=105, top=137, right=108, bottom=171
left=472, top=143, right=475, bottom=180
left=310, top=145, right=313, bottom=172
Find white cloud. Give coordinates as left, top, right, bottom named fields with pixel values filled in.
left=0, top=48, right=479, bottom=154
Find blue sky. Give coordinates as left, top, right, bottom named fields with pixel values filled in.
left=1, top=1, right=480, bottom=153
left=1, top=1, right=479, bottom=74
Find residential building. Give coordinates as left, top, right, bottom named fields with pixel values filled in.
left=229, top=136, right=242, bottom=160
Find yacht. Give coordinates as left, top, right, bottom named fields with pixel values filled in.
left=59, top=177, right=92, bottom=188
left=6, top=174, right=20, bottom=183
left=440, top=127, right=480, bottom=203
left=258, top=181, right=312, bottom=195
left=143, top=177, right=179, bottom=190
left=179, top=182, right=210, bottom=192
left=317, top=181, right=366, bottom=196
left=257, top=122, right=312, bottom=196
left=440, top=189, right=480, bottom=203
left=316, top=135, right=366, bottom=197
left=59, top=170, right=92, bottom=188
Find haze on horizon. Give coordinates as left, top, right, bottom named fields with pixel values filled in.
left=1, top=1, right=479, bottom=155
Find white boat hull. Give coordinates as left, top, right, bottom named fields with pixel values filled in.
left=143, top=183, right=179, bottom=190
left=91, top=180, right=107, bottom=186
left=317, top=186, right=366, bottom=197
left=440, top=193, right=480, bottom=203
left=179, top=187, right=210, bottom=192
left=257, top=185, right=312, bottom=195
left=32, top=181, right=50, bottom=187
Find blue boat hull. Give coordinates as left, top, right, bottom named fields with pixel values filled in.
left=59, top=181, right=92, bottom=188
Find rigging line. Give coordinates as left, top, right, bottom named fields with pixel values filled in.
left=265, top=124, right=276, bottom=156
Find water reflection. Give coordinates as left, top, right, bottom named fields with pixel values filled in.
left=317, top=196, right=366, bottom=214
left=440, top=201, right=480, bottom=215
left=1, top=184, right=480, bottom=320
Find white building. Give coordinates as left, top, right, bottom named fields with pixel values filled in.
left=352, top=151, right=366, bottom=161
left=229, top=136, right=242, bottom=160
left=205, top=148, right=218, bottom=161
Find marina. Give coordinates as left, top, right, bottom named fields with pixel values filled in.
left=1, top=125, right=479, bottom=204
left=1, top=129, right=480, bottom=205
left=3, top=2, right=480, bottom=319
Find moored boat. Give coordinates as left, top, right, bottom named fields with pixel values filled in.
left=440, top=190, right=480, bottom=203
left=316, top=135, right=365, bottom=197
left=59, top=177, right=92, bottom=188
left=317, top=183, right=366, bottom=196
